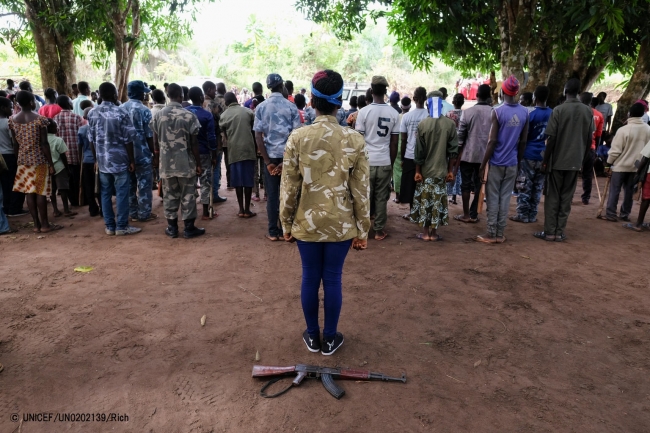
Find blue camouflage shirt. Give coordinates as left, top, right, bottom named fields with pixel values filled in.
left=185, top=105, right=217, bottom=154
left=87, top=102, right=138, bottom=174
left=252, top=92, right=301, bottom=158
left=121, top=99, right=153, bottom=165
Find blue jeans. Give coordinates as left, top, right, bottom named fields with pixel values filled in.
left=212, top=150, right=223, bottom=198
left=100, top=171, right=130, bottom=231
left=264, top=157, right=283, bottom=237
left=129, top=164, right=153, bottom=220
left=297, top=239, right=352, bottom=339
left=0, top=186, right=10, bottom=233
left=516, top=159, right=545, bottom=222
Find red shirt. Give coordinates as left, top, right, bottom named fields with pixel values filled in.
left=38, top=104, right=62, bottom=119
left=591, top=108, right=604, bottom=150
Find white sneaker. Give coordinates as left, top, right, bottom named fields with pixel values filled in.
left=115, top=226, right=142, bottom=236
left=105, top=228, right=115, bottom=236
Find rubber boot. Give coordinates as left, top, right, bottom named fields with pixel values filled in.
left=165, top=218, right=179, bottom=238
left=183, top=218, right=205, bottom=239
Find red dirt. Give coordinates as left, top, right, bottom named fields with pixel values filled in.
left=1, top=177, right=649, bottom=433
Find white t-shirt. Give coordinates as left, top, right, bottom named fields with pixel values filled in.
left=399, top=108, right=428, bottom=160
left=355, top=103, right=400, bottom=166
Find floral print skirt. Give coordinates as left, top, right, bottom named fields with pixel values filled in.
left=409, top=177, right=448, bottom=229
left=13, top=164, right=51, bottom=196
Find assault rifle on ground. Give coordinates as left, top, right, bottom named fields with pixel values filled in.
left=251, top=364, right=406, bottom=399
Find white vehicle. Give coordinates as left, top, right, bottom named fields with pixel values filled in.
left=340, top=83, right=370, bottom=110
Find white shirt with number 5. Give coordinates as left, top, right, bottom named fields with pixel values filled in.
left=355, top=103, right=400, bottom=167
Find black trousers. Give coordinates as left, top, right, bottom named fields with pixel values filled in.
left=581, top=149, right=595, bottom=202
left=82, top=163, right=100, bottom=215
left=399, top=158, right=417, bottom=205
left=459, top=161, right=482, bottom=219
left=68, top=163, right=81, bottom=206
left=0, top=153, right=25, bottom=215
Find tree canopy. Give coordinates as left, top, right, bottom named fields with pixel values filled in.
left=296, top=0, right=650, bottom=108
left=0, top=0, right=204, bottom=96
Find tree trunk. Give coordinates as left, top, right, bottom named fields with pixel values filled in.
left=498, top=0, right=535, bottom=84
left=112, top=0, right=141, bottom=101
left=611, top=39, right=650, bottom=136
left=25, top=2, right=76, bottom=95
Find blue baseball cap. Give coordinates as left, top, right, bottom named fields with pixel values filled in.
left=266, top=73, right=283, bottom=89
left=127, top=80, right=151, bottom=97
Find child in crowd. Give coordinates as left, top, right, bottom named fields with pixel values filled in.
left=47, top=119, right=76, bottom=217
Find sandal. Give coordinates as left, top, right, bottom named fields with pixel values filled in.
left=533, top=231, right=555, bottom=241
left=454, top=214, right=478, bottom=223
left=243, top=212, right=257, bottom=218
left=555, top=234, right=567, bottom=242
left=623, top=223, right=642, bottom=232
left=416, top=233, right=431, bottom=242
left=265, top=234, right=280, bottom=242
left=374, top=230, right=388, bottom=240
left=496, top=235, right=507, bottom=243
left=40, top=223, right=63, bottom=233
left=473, top=234, right=496, bottom=244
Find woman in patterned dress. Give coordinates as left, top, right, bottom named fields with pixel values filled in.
left=9, top=91, right=61, bottom=233
left=410, top=110, right=459, bottom=241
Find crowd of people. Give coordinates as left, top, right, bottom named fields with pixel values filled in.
left=1, top=73, right=649, bottom=242
left=2, top=68, right=650, bottom=354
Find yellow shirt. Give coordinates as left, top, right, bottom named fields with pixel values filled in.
left=280, top=115, right=370, bottom=241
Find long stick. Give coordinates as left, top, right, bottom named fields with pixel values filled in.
left=78, top=163, right=85, bottom=206
left=597, top=176, right=611, bottom=218
left=593, top=167, right=601, bottom=203
left=477, top=165, right=488, bottom=214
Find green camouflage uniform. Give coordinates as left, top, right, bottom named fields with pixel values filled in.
left=280, top=115, right=371, bottom=242
left=151, top=101, right=201, bottom=221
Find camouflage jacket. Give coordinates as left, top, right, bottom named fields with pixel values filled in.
left=86, top=102, right=137, bottom=174
left=203, top=94, right=227, bottom=147
left=150, top=102, right=201, bottom=179
left=280, top=115, right=371, bottom=241
left=121, top=99, right=153, bottom=166
left=252, top=92, right=301, bottom=158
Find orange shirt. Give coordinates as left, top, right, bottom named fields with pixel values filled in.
left=591, top=108, right=604, bottom=149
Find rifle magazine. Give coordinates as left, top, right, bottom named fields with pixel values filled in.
left=321, top=373, right=345, bottom=399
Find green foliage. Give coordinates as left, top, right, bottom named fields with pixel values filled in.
left=147, top=15, right=461, bottom=95
left=295, top=0, right=649, bottom=78
left=0, top=0, right=204, bottom=69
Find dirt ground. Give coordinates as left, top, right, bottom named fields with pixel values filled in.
left=1, top=175, right=649, bottom=433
